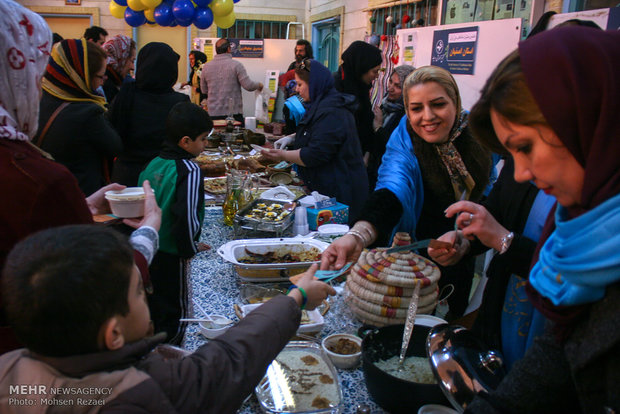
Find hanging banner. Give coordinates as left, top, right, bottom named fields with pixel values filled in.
left=431, top=26, right=479, bottom=75
left=229, top=39, right=264, bottom=58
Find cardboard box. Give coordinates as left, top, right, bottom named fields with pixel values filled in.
left=307, top=202, right=349, bottom=230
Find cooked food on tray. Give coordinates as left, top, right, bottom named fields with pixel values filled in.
left=242, top=201, right=291, bottom=222
left=238, top=246, right=321, bottom=264
left=259, top=348, right=340, bottom=412
left=203, top=177, right=226, bottom=194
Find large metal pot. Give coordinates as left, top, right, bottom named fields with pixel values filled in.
left=359, top=324, right=449, bottom=413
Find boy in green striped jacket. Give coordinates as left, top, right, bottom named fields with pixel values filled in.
left=139, top=102, right=212, bottom=344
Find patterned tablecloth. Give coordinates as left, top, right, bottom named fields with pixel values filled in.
left=183, top=207, right=384, bottom=414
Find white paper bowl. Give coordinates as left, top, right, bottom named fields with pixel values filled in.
left=198, top=314, right=231, bottom=339
left=321, top=333, right=362, bottom=369
left=104, top=187, right=146, bottom=218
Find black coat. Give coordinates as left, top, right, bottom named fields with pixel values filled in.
left=468, top=158, right=541, bottom=351
left=467, top=283, right=620, bottom=414
left=107, top=42, right=189, bottom=186
left=295, top=89, right=369, bottom=221
left=35, top=92, right=122, bottom=196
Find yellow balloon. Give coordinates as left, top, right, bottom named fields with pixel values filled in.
left=210, top=0, right=233, bottom=17
left=109, top=1, right=127, bottom=19
left=214, top=10, right=235, bottom=28
left=141, top=0, right=162, bottom=9
left=127, top=0, right=146, bottom=12
left=144, top=8, right=155, bottom=22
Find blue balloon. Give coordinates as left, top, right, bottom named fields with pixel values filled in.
left=193, top=7, right=213, bottom=29
left=169, top=20, right=178, bottom=27
left=172, top=0, right=195, bottom=21
left=176, top=15, right=193, bottom=26
left=193, top=0, right=211, bottom=6
left=154, top=2, right=174, bottom=26
left=124, top=8, right=146, bottom=27
left=233, top=0, right=241, bottom=3
left=113, top=0, right=128, bottom=6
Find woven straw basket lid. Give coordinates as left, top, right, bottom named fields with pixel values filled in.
left=346, top=232, right=441, bottom=326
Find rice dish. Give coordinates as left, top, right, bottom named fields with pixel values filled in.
left=374, top=355, right=436, bottom=384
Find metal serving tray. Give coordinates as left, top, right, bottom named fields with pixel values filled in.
left=233, top=199, right=295, bottom=237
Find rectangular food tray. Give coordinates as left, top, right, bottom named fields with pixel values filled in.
left=217, top=238, right=329, bottom=282
left=233, top=199, right=295, bottom=235
left=255, top=342, right=343, bottom=413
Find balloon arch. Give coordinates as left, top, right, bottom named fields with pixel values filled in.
left=109, top=0, right=241, bottom=29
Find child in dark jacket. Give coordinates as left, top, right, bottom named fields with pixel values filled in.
left=138, top=102, right=211, bottom=344
left=0, top=225, right=335, bottom=413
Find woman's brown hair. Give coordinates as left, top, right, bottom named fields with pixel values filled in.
left=469, top=49, right=548, bottom=155
left=87, top=41, right=107, bottom=82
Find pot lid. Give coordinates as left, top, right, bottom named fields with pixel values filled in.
left=426, top=325, right=506, bottom=413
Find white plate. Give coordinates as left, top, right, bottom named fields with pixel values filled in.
left=239, top=303, right=324, bottom=334
left=415, top=314, right=448, bottom=328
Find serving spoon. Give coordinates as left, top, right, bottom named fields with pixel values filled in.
left=397, top=281, right=422, bottom=371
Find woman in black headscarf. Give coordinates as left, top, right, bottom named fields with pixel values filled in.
left=333, top=40, right=383, bottom=163
left=108, top=42, right=189, bottom=186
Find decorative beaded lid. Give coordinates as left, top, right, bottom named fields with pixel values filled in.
left=346, top=232, right=441, bottom=326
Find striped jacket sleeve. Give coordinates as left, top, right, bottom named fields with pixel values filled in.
left=172, top=159, right=203, bottom=258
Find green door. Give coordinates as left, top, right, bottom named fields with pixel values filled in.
left=313, top=18, right=340, bottom=72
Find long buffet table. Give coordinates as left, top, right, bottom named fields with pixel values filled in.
left=183, top=207, right=383, bottom=413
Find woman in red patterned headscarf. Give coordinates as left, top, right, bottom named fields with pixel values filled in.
left=102, top=34, right=136, bottom=104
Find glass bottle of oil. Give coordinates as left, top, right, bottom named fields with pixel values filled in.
left=222, top=173, right=242, bottom=226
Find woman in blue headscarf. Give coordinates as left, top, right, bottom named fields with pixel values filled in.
left=262, top=59, right=368, bottom=221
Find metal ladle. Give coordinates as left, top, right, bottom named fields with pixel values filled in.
left=398, top=282, right=421, bottom=371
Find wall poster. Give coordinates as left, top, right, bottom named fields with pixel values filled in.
left=431, top=26, right=479, bottom=75
left=229, top=39, right=264, bottom=58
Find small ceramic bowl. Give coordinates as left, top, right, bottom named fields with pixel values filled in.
left=321, top=333, right=362, bottom=369
left=104, top=187, right=145, bottom=218
left=198, top=314, right=232, bottom=339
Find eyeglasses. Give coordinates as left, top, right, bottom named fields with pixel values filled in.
left=297, top=59, right=311, bottom=72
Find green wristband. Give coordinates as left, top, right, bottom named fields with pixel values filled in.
left=288, top=284, right=308, bottom=310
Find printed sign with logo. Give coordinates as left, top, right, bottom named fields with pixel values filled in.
left=431, top=27, right=479, bottom=75
left=230, top=39, right=264, bottom=58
